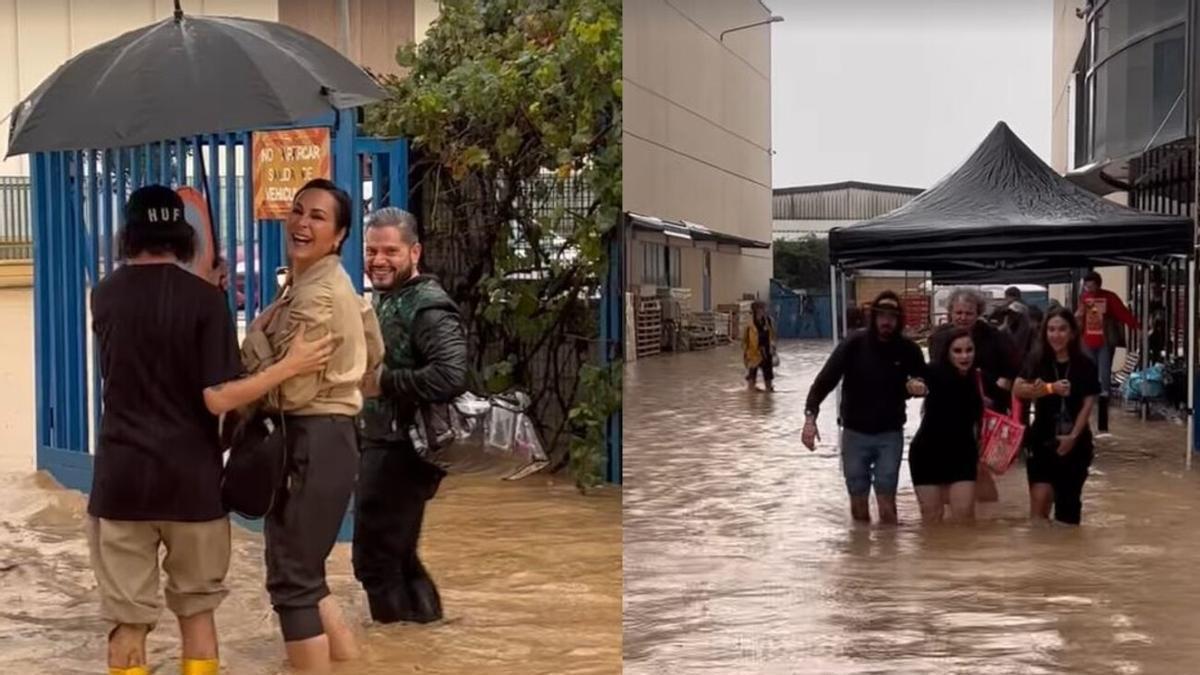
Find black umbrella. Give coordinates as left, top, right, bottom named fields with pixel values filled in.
left=6, top=0, right=386, bottom=156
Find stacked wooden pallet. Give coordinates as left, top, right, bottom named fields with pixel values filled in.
left=682, top=311, right=717, bottom=350
left=712, top=311, right=732, bottom=344
left=636, top=298, right=663, bottom=358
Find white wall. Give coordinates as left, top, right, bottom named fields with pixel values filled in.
left=623, top=0, right=773, bottom=304
left=0, top=0, right=279, bottom=175
left=414, top=0, right=438, bottom=42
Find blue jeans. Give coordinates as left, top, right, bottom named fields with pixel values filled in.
left=840, top=429, right=904, bottom=497
left=1087, top=344, right=1113, bottom=398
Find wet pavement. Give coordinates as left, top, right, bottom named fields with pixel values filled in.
left=0, top=290, right=621, bottom=674
left=624, top=339, right=1200, bottom=674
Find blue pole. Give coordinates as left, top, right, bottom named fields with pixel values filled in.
left=334, top=109, right=362, bottom=290
left=392, top=140, right=408, bottom=210
left=102, top=150, right=114, bottom=275
left=192, top=136, right=203, bottom=190
left=32, top=153, right=50, bottom=451
left=175, top=138, right=188, bottom=185
left=241, top=132, right=258, bottom=319
left=224, top=135, right=238, bottom=314
left=601, top=227, right=623, bottom=484
left=371, top=153, right=384, bottom=212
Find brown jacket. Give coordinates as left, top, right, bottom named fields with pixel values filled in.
left=241, top=254, right=384, bottom=416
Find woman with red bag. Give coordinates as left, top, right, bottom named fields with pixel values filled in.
left=1014, top=306, right=1100, bottom=525
left=908, top=327, right=984, bottom=523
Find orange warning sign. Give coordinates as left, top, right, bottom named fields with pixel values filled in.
left=252, top=127, right=331, bottom=220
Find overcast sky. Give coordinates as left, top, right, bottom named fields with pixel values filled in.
left=769, top=0, right=1054, bottom=190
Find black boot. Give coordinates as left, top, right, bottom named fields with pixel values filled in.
left=1097, top=396, right=1110, bottom=434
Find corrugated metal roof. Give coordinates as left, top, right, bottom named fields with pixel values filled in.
left=772, top=181, right=922, bottom=220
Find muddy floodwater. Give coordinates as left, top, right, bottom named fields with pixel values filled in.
left=0, top=291, right=620, bottom=674
left=624, top=340, right=1200, bottom=675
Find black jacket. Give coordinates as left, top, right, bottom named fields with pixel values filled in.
left=380, top=306, right=469, bottom=424
left=805, top=329, right=926, bottom=434
left=362, top=275, right=469, bottom=442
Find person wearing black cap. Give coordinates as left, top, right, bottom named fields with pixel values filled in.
left=802, top=290, right=927, bottom=524
left=86, top=185, right=333, bottom=675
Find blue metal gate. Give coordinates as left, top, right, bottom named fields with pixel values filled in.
left=32, top=109, right=408, bottom=529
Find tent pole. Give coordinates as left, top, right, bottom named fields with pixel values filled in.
left=830, top=266, right=839, bottom=344
left=1142, top=265, right=1150, bottom=422
left=841, top=272, right=850, bottom=337
left=1187, top=256, right=1195, bottom=469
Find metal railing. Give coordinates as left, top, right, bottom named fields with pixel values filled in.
left=0, top=176, right=32, bottom=261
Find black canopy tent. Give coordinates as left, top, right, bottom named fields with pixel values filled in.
left=930, top=268, right=1075, bottom=286
left=825, top=121, right=1197, bottom=460
left=829, top=122, right=1192, bottom=272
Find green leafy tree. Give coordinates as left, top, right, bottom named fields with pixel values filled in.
left=773, top=237, right=830, bottom=292
left=365, top=0, right=621, bottom=490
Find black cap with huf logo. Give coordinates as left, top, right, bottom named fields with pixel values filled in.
left=125, top=184, right=189, bottom=229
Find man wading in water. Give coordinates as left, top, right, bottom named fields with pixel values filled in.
left=356, top=208, right=468, bottom=623
left=802, top=291, right=927, bottom=524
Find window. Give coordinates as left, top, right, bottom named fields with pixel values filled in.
left=1091, top=25, right=1185, bottom=162
left=668, top=246, right=682, bottom=288
left=1094, top=0, right=1186, bottom=64
left=642, top=242, right=665, bottom=286
left=640, top=242, right=684, bottom=288
left=1082, top=0, right=1189, bottom=164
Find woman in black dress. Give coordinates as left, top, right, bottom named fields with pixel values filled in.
left=1014, top=306, right=1100, bottom=524
left=909, top=327, right=984, bottom=523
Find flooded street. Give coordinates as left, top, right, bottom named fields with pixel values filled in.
left=0, top=290, right=621, bottom=674
left=624, top=340, right=1200, bottom=674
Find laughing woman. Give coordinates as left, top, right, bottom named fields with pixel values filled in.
left=908, top=327, right=983, bottom=523
left=241, top=179, right=384, bottom=671
left=1014, top=306, right=1099, bottom=525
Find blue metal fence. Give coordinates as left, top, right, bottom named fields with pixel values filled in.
left=0, top=177, right=32, bottom=260
left=771, top=279, right=831, bottom=340
left=33, top=108, right=409, bottom=538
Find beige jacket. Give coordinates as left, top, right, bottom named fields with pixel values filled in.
left=241, top=254, right=384, bottom=416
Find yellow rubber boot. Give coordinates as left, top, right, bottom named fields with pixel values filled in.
left=109, top=667, right=150, bottom=675
left=181, top=658, right=220, bottom=675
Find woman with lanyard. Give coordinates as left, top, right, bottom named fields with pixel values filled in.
left=1014, top=306, right=1101, bottom=525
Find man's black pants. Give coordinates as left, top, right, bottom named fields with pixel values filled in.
left=352, top=438, right=446, bottom=624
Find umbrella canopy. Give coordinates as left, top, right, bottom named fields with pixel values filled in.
left=7, top=5, right=385, bottom=156
left=829, top=122, right=1193, bottom=272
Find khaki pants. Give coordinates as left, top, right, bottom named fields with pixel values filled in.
left=86, top=516, right=231, bottom=631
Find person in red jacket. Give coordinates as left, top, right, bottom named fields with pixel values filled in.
left=1075, top=271, right=1139, bottom=435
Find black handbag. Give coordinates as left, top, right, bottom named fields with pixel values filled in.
left=221, top=411, right=287, bottom=519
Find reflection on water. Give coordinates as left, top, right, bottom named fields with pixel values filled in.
left=0, top=471, right=620, bottom=673
left=624, top=340, right=1200, bottom=674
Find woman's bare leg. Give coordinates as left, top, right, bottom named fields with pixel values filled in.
left=946, top=481, right=976, bottom=522
left=319, top=596, right=359, bottom=662
left=1029, top=483, right=1054, bottom=520
left=913, top=485, right=944, bottom=524
left=284, top=635, right=330, bottom=673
